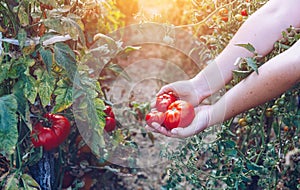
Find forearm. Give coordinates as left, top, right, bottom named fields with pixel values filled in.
left=192, top=0, right=300, bottom=99
left=208, top=42, right=300, bottom=126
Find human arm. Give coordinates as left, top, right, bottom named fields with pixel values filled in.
left=158, top=0, right=300, bottom=105
left=162, top=39, right=300, bottom=138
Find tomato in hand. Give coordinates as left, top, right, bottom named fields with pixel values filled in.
left=145, top=110, right=165, bottom=127
left=155, top=92, right=177, bottom=112
left=31, top=113, right=71, bottom=151
left=163, top=100, right=195, bottom=130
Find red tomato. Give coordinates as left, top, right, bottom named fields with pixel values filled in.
left=241, top=9, right=248, bottom=16
left=163, top=100, right=195, bottom=130
left=155, top=92, right=177, bottom=112
left=104, top=105, right=115, bottom=118
left=145, top=110, right=165, bottom=127
left=221, top=16, right=228, bottom=22
left=104, top=117, right=116, bottom=132
left=31, top=113, right=71, bottom=151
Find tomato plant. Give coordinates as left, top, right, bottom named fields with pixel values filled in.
left=31, top=113, right=71, bottom=151
left=163, top=100, right=195, bottom=130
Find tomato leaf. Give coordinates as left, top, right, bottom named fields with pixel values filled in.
left=17, top=28, right=27, bottom=49
left=0, top=94, right=18, bottom=155
left=22, top=75, right=38, bottom=104
left=245, top=57, right=259, bottom=74
left=4, top=173, right=19, bottom=190
left=13, top=81, right=31, bottom=131
left=52, top=79, right=73, bottom=113
left=35, top=69, right=55, bottom=107
left=54, top=42, right=77, bottom=80
left=21, top=174, right=40, bottom=190
left=246, top=161, right=263, bottom=171
left=39, top=47, right=53, bottom=73
left=61, top=16, right=86, bottom=46
left=235, top=43, right=256, bottom=53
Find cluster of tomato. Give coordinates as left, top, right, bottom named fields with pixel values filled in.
left=216, top=7, right=248, bottom=22
left=103, top=105, right=117, bottom=132
left=145, top=92, right=195, bottom=130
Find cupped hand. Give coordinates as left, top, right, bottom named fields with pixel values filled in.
left=145, top=105, right=211, bottom=138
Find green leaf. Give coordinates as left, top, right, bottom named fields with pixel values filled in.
left=54, top=43, right=77, bottom=79
left=39, top=47, right=53, bottom=73
left=123, top=46, right=141, bottom=53
left=0, top=95, right=18, bottom=155
left=13, top=81, right=31, bottom=131
left=17, top=29, right=27, bottom=49
left=22, top=75, right=38, bottom=104
left=4, top=173, right=19, bottom=190
left=235, top=43, right=256, bottom=53
left=224, top=149, right=237, bottom=157
left=21, top=174, right=40, bottom=190
left=52, top=79, right=73, bottom=113
left=61, top=17, right=86, bottom=45
left=0, top=63, right=10, bottom=84
left=35, top=69, right=55, bottom=107
left=246, top=161, right=263, bottom=171
left=245, top=57, right=258, bottom=74
left=18, top=6, right=29, bottom=26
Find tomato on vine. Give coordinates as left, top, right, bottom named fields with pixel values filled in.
left=241, top=8, right=248, bottom=16
left=103, top=105, right=116, bottom=132
left=31, top=113, right=71, bottom=151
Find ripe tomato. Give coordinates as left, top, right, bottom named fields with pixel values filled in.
left=163, top=100, right=195, bottom=130
left=221, top=16, right=228, bottom=22
left=218, top=7, right=228, bottom=16
left=104, top=105, right=115, bottom=118
left=155, top=92, right=177, bottom=112
left=103, top=105, right=116, bottom=132
left=31, top=113, right=71, bottom=151
left=145, top=110, right=165, bottom=127
left=104, top=117, right=116, bottom=132
left=241, top=9, right=248, bottom=16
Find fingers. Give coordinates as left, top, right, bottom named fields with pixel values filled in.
left=156, top=84, right=174, bottom=96
left=145, top=106, right=210, bottom=138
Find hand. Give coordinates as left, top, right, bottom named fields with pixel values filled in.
left=145, top=105, right=211, bottom=138
left=156, top=79, right=207, bottom=107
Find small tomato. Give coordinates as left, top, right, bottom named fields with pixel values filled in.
left=104, top=117, right=116, bottom=132
left=235, top=14, right=243, bottom=22
left=241, top=9, right=248, bottom=16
